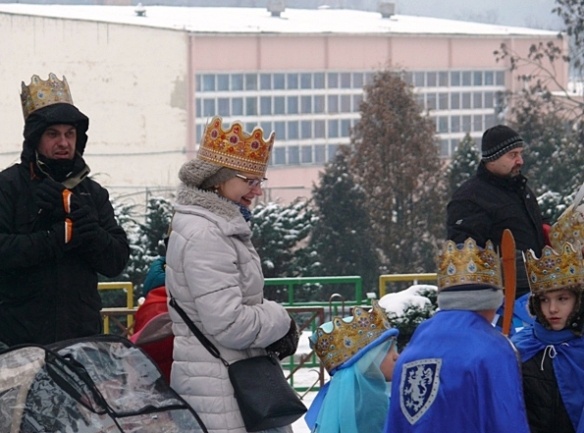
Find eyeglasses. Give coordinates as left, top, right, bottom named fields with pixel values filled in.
left=235, top=174, right=267, bottom=188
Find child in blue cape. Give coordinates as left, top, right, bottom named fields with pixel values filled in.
left=304, top=301, right=399, bottom=433
left=512, top=243, right=584, bottom=433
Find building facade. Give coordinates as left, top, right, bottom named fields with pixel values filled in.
left=0, top=5, right=566, bottom=204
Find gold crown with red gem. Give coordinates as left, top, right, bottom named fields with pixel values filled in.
left=20, top=73, right=74, bottom=119
left=437, top=238, right=503, bottom=290
left=198, top=116, right=274, bottom=177
left=524, top=243, right=584, bottom=294
left=309, top=301, right=394, bottom=374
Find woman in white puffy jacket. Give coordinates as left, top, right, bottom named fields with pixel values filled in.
left=166, top=116, right=298, bottom=433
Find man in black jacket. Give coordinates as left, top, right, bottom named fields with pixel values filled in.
left=0, top=73, right=130, bottom=346
left=447, top=125, right=547, bottom=299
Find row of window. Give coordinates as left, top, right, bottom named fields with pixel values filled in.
left=196, top=70, right=506, bottom=93
left=271, top=144, right=340, bottom=166
left=435, top=113, right=497, bottom=135
left=196, top=89, right=502, bottom=119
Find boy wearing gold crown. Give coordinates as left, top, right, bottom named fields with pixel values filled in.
left=166, top=116, right=298, bottom=433
left=511, top=243, right=584, bottom=433
left=304, top=302, right=399, bottom=433
left=0, top=74, right=129, bottom=346
left=387, top=238, right=530, bottom=433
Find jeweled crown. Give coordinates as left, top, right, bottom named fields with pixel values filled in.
left=20, top=73, right=74, bottom=119
left=437, top=238, right=503, bottom=290
left=524, top=243, right=584, bottom=294
left=549, top=203, right=584, bottom=252
left=198, top=116, right=274, bottom=177
left=310, top=302, right=393, bottom=374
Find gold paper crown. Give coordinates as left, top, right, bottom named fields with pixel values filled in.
left=20, top=73, right=74, bottom=119
left=198, top=116, right=274, bottom=178
left=310, top=302, right=393, bottom=374
left=437, top=238, right=503, bottom=291
left=524, top=243, right=584, bottom=294
left=550, top=204, right=584, bottom=252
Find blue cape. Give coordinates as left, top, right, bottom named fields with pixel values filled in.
left=387, top=310, right=529, bottom=433
left=512, top=322, right=584, bottom=430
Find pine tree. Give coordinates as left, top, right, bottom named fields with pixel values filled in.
left=445, top=133, right=480, bottom=197
left=349, top=69, right=447, bottom=274
left=310, top=145, right=380, bottom=293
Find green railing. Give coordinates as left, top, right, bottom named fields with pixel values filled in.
left=265, top=275, right=363, bottom=306
left=378, top=273, right=437, bottom=297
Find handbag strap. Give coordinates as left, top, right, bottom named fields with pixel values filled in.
left=168, top=292, right=230, bottom=368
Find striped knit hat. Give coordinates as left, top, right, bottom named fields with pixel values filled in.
left=481, top=125, right=524, bottom=162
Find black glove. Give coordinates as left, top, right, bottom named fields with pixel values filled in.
left=266, top=318, right=300, bottom=360
left=35, top=178, right=66, bottom=220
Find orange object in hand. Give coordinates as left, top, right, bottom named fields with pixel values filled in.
left=62, top=189, right=73, bottom=243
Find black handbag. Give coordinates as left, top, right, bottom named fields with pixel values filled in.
left=169, top=295, right=307, bottom=432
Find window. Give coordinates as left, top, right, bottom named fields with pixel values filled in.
left=341, top=119, right=351, bottom=137
left=301, top=95, right=312, bottom=114
left=340, top=72, right=351, bottom=88
left=451, top=71, right=461, bottom=87
left=195, top=99, right=201, bottom=116
left=288, top=121, right=299, bottom=140
left=341, top=95, right=351, bottom=112
left=287, top=96, right=299, bottom=114
left=327, top=144, right=338, bottom=161
left=353, top=72, right=364, bottom=88
left=328, top=95, right=339, bottom=113
left=274, top=147, right=286, bottom=165
left=426, top=93, right=437, bottom=110
left=287, top=73, right=299, bottom=90
left=314, top=73, right=325, bottom=89
left=218, top=98, right=230, bottom=116
left=485, top=114, right=496, bottom=129
left=451, top=93, right=460, bottom=110
left=462, top=71, right=472, bottom=86
left=274, top=96, right=285, bottom=115
left=328, top=72, right=339, bottom=88
left=301, top=146, right=313, bottom=163
left=473, top=71, right=483, bottom=86
left=414, top=71, right=425, bottom=87
left=451, top=115, right=461, bottom=133
left=274, top=73, right=285, bottom=90
left=202, top=74, right=216, bottom=92
left=439, top=71, right=449, bottom=87
left=261, top=121, right=272, bottom=134
left=437, top=116, right=449, bottom=133
left=245, top=74, right=257, bottom=91
left=484, top=71, right=494, bottom=86
left=203, top=99, right=215, bottom=116
left=495, top=71, right=505, bottom=86
left=438, top=93, right=449, bottom=110
left=473, top=92, right=483, bottom=109
left=353, top=94, right=363, bottom=112
left=427, top=72, right=437, bottom=87
left=260, top=96, right=272, bottom=115
left=473, top=114, right=483, bottom=132
left=232, top=74, right=244, bottom=91
left=301, top=121, right=312, bottom=139
left=217, top=74, right=229, bottom=91
left=315, top=120, right=326, bottom=138
left=274, top=121, right=286, bottom=140
left=440, top=139, right=449, bottom=157
left=328, top=120, right=339, bottom=138
left=245, top=97, right=257, bottom=116
left=288, top=146, right=299, bottom=164
left=462, top=115, right=472, bottom=132
left=314, top=95, right=325, bottom=113
left=300, top=73, right=312, bottom=89
left=484, top=92, right=494, bottom=108
left=462, top=93, right=471, bottom=109
left=232, top=98, right=243, bottom=116
left=260, top=73, right=272, bottom=90
left=315, top=145, right=326, bottom=164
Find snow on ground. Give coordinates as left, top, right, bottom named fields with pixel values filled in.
left=379, top=284, right=437, bottom=316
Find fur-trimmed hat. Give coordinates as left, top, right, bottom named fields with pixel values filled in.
left=481, top=125, right=524, bottom=162
left=178, top=116, right=274, bottom=189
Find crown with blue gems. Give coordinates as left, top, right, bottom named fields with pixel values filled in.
left=437, top=238, right=503, bottom=291
left=524, top=243, right=584, bottom=294
left=20, top=73, right=74, bottom=120
left=309, top=301, right=393, bottom=374
left=198, top=116, right=274, bottom=178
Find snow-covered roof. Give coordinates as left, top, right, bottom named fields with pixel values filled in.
left=0, top=4, right=559, bottom=36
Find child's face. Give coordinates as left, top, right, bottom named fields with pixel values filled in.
left=539, top=288, right=577, bottom=331
left=380, top=343, right=399, bottom=381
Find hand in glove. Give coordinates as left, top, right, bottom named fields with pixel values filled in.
left=51, top=206, right=100, bottom=251
left=35, top=178, right=66, bottom=220
left=266, top=318, right=300, bottom=360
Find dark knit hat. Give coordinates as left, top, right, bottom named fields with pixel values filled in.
left=481, top=125, right=524, bottom=162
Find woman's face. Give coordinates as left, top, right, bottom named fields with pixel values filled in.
left=380, top=342, right=399, bottom=381
left=539, top=288, right=577, bottom=331
left=217, top=172, right=264, bottom=207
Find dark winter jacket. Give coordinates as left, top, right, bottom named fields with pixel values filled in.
left=447, top=162, right=546, bottom=297
left=522, top=351, right=575, bottom=433
left=0, top=103, right=129, bottom=346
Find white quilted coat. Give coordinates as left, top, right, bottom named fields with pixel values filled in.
left=166, top=186, right=291, bottom=433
